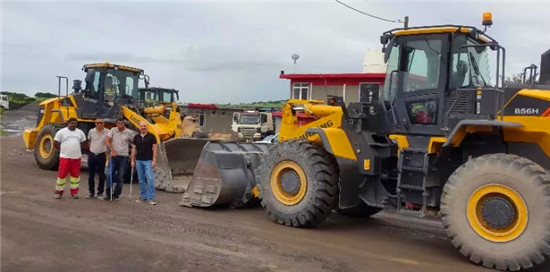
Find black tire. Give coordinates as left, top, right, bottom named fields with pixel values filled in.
left=258, top=140, right=339, bottom=227
left=34, top=124, right=60, bottom=170
left=336, top=203, right=382, bottom=218
left=441, top=153, right=550, bottom=271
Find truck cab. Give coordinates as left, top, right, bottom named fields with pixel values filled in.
left=231, top=111, right=275, bottom=142
left=0, top=94, right=9, bottom=110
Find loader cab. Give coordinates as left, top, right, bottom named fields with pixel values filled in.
left=80, top=62, right=146, bottom=117
left=138, top=87, right=180, bottom=106
left=380, top=26, right=499, bottom=135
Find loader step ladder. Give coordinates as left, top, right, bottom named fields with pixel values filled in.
left=396, top=148, right=431, bottom=217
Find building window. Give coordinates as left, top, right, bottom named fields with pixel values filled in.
left=292, top=82, right=309, bottom=99
left=358, top=83, right=381, bottom=103
left=198, top=111, right=205, bottom=127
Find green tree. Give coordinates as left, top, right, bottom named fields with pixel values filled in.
left=504, top=72, right=523, bottom=85
left=35, top=92, right=57, bottom=98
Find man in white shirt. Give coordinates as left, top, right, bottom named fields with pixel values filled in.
left=53, top=118, right=87, bottom=199
left=105, top=118, right=136, bottom=201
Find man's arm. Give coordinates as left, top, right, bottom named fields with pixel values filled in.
left=152, top=142, right=157, bottom=168
left=104, top=136, right=111, bottom=150
left=53, top=129, right=62, bottom=150
left=87, top=130, right=92, bottom=148
left=80, top=130, right=87, bottom=150
left=105, top=129, right=116, bottom=156
left=131, top=145, right=136, bottom=168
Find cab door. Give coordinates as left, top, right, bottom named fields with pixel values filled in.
left=389, top=33, right=449, bottom=136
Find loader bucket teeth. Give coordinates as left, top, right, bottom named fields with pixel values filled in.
left=179, top=141, right=270, bottom=208
left=155, top=138, right=211, bottom=193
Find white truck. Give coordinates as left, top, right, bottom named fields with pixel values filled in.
left=231, top=111, right=275, bottom=142
left=0, top=95, right=9, bottom=111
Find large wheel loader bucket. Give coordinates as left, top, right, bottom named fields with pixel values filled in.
left=155, top=138, right=212, bottom=193
left=179, top=141, right=270, bottom=208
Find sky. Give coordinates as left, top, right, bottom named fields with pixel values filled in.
left=2, top=0, right=549, bottom=104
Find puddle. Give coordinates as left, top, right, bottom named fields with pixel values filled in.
left=0, top=110, right=38, bottom=137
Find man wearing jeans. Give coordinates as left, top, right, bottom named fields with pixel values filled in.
left=131, top=121, right=158, bottom=205
left=86, top=119, right=109, bottom=199
left=105, top=118, right=135, bottom=201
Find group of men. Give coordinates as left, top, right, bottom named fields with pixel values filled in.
left=53, top=117, right=158, bottom=205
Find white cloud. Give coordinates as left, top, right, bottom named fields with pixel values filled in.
left=2, top=0, right=549, bottom=103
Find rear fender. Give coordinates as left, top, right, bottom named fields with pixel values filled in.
left=443, top=120, right=523, bottom=148
left=304, top=128, right=357, bottom=161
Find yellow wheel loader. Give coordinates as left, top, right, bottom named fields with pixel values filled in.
left=184, top=14, right=550, bottom=271
left=21, top=62, right=206, bottom=191
left=179, top=99, right=343, bottom=207
left=23, top=62, right=154, bottom=169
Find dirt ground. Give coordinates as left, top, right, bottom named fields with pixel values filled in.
left=1, top=110, right=549, bottom=272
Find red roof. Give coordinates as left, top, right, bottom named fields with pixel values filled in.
left=279, top=73, right=386, bottom=80
left=280, top=73, right=386, bottom=86
left=187, top=103, right=218, bottom=109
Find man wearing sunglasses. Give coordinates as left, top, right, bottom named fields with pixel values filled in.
left=86, top=119, right=109, bottom=200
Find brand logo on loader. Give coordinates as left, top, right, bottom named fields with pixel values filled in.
left=514, top=108, right=540, bottom=115
left=130, top=115, right=141, bottom=124
left=297, top=120, right=334, bottom=139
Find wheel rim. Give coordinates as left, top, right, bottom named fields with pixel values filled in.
left=467, top=184, right=528, bottom=243
left=270, top=161, right=307, bottom=205
left=39, top=134, right=54, bottom=159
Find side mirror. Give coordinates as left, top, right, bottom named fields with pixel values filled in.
left=380, top=34, right=389, bottom=45
left=72, top=80, right=82, bottom=93
left=85, top=69, right=95, bottom=85
left=143, top=74, right=150, bottom=89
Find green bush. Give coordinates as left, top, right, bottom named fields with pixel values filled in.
left=34, top=92, right=57, bottom=98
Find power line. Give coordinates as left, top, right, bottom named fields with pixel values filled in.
left=335, top=0, right=406, bottom=26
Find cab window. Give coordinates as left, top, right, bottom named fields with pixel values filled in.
left=402, top=39, right=443, bottom=93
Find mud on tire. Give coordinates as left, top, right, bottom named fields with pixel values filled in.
left=441, top=153, right=550, bottom=271
left=257, top=140, right=339, bottom=228
left=34, top=124, right=60, bottom=170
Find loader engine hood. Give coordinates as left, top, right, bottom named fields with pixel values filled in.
left=503, top=89, right=550, bottom=116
